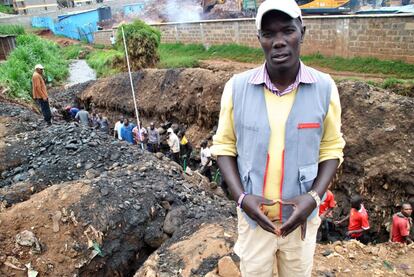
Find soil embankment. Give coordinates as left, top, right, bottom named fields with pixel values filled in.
left=1, top=65, right=413, bottom=276
left=59, top=68, right=414, bottom=237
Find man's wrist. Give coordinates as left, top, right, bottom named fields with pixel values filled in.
left=237, top=192, right=248, bottom=208
left=307, top=190, right=321, bottom=207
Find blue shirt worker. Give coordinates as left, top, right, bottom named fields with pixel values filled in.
left=120, top=118, right=135, bottom=144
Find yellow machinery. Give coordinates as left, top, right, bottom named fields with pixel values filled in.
left=298, top=0, right=356, bottom=14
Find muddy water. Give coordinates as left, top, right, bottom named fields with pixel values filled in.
left=67, top=60, right=96, bottom=86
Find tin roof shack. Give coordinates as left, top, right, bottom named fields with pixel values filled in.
left=54, top=9, right=99, bottom=42
left=52, top=7, right=112, bottom=43
left=0, top=35, right=16, bottom=60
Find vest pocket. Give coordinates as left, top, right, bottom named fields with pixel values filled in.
left=298, top=163, right=319, bottom=194
left=297, top=123, right=322, bottom=165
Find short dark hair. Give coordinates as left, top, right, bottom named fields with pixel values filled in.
left=350, top=195, right=363, bottom=209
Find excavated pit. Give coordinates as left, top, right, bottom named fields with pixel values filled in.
left=1, top=66, right=413, bottom=276
left=47, top=68, right=414, bottom=240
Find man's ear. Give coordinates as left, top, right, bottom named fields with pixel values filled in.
left=301, top=26, right=306, bottom=44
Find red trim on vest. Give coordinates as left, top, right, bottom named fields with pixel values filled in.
left=297, top=123, right=321, bottom=129
left=262, top=153, right=270, bottom=196
left=279, top=150, right=285, bottom=220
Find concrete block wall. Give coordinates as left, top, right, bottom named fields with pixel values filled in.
left=94, top=29, right=114, bottom=45
left=149, top=14, right=414, bottom=63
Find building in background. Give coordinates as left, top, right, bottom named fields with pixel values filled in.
left=31, top=6, right=112, bottom=43
left=13, top=0, right=58, bottom=15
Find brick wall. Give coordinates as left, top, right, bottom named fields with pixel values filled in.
left=94, top=29, right=114, bottom=45
left=142, top=14, right=414, bottom=63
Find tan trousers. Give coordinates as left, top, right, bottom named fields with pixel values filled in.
left=234, top=209, right=321, bottom=277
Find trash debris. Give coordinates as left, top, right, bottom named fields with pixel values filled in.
left=26, top=263, right=39, bottom=277
left=4, top=256, right=25, bottom=271
left=15, top=230, right=41, bottom=253
left=52, top=211, right=62, bottom=233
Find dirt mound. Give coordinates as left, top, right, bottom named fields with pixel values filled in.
left=136, top=219, right=414, bottom=277
left=78, top=68, right=231, bottom=144
left=336, top=81, right=414, bottom=240
left=0, top=120, right=235, bottom=276
left=2, top=67, right=413, bottom=276
left=57, top=70, right=414, bottom=237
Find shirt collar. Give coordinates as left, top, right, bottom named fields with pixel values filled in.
left=248, top=61, right=317, bottom=96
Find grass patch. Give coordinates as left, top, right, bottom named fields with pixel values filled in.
left=158, top=43, right=414, bottom=79
left=0, top=4, right=15, bottom=14
left=0, top=24, right=25, bottom=36
left=302, top=53, right=414, bottom=79
left=61, top=44, right=87, bottom=59
left=93, top=43, right=106, bottom=49
left=0, top=34, right=68, bottom=99
left=158, top=43, right=263, bottom=68
left=86, top=49, right=123, bottom=77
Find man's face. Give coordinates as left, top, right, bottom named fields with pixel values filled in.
left=258, top=11, right=304, bottom=73
left=402, top=204, right=413, bottom=217
left=150, top=124, right=154, bottom=130
left=36, top=68, right=44, bottom=75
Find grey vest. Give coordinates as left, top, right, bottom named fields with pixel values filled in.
left=232, top=66, right=332, bottom=227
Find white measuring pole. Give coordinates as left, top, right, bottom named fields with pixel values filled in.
left=121, top=26, right=144, bottom=149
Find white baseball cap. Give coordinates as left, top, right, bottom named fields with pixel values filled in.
left=34, top=64, right=44, bottom=69
left=167, top=128, right=173, bottom=133
left=255, top=0, right=302, bottom=30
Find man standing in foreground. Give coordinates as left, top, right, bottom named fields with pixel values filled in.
left=32, top=64, right=52, bottom=126
left=212, top=0, right=345, bottom=275
left=391, top=203, right=413, bottom=244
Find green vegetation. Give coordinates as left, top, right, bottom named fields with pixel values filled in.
left=301, top=53, right=414, bottom=80
left=158, top=43, right=263, bottom=68
left=158, top=43, right=414, bottom=80
left=0, top=24, right=25, bottom=36
left=367, top=78, right=414, bottom=97
left=0, top=4, right=15, bottom=14
left=93, top=43, right=106, bottom=50
left=86, top=49, right=123, bottom=77
left=0, top=34, right=68, bottom=99
left=60, top=44, right=87, bottom=59
left=83, top=20, right=161, bottom=76
left=116, top=20, right=161, bottom=70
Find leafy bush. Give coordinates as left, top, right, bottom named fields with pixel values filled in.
left=0, top=34, right=68, bottom=99
left=116, top=20, right=161, bottom=70
left=0, top=24, right=25, bottom=36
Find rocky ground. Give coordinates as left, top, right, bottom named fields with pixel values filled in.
left=61, top=67, right=413, bottom=238
left=0, top=99, right=234, bottom=276
left=1, top=63, right=414, bottom=276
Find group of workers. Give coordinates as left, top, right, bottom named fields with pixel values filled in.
left=112, top=117, right=213, bottom=178
left=318, top=191, right=413, bottom=244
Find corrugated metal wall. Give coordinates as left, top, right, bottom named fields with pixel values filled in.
left=0, top=35, right=16, bottom=60
left=31, top=9, right=101, bottom=43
